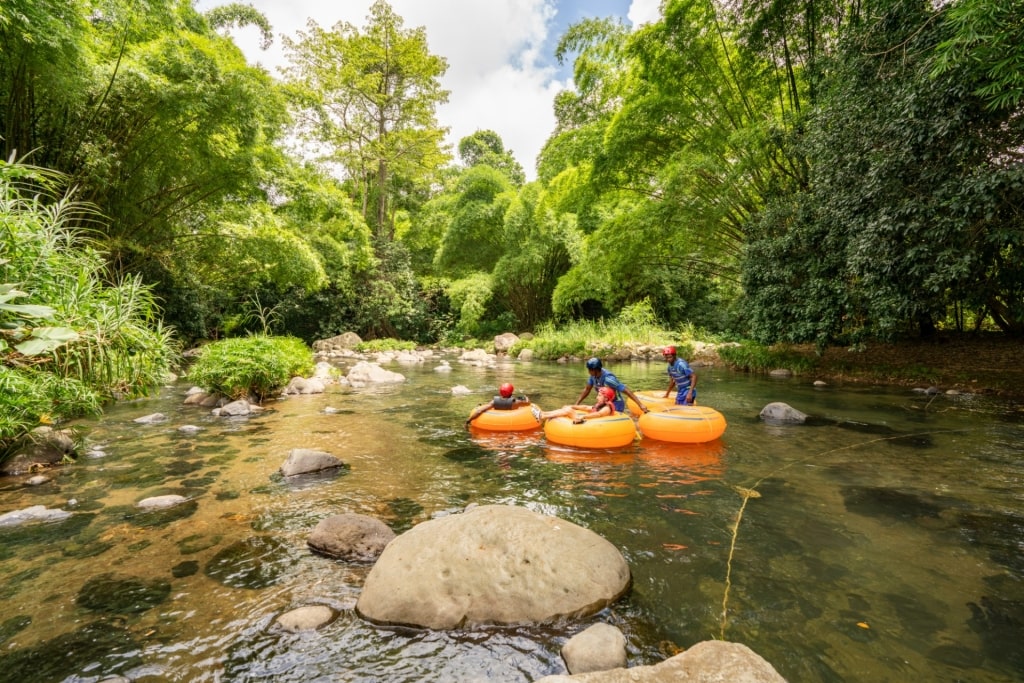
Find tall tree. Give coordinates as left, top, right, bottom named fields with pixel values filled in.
left=457, top=129, right=525, bottom=186
left=282, top=0, right=450, bottom=242
left=743, top=0, right=1024, bottom=342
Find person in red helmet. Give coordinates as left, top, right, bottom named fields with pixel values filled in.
left=662, top=345, right=697, bottom=405
left=465, top=382, right=531, bottom=426
left=577, top=357, right=649, bottom=414
left=537, top=386, right=616, bottom=424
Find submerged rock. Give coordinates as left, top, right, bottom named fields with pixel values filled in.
left=759, top=402, right=808, bottom=424
left=0, top=505, right=72, bottom=527
left=307, top=513, right=395, bottom=562
left=204, top=536, right=291, bottom=589
left=76, top=573, right=172, bottom=614
left=279, top=449, right=346, bottom=477
left=275, top=605, right=336, bottom=632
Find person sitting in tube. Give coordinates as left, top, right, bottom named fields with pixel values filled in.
left=465, top=383, right=531, bottom=427
left=537, top=386, right=616, bottom=424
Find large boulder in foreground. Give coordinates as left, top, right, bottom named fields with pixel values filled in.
left=356, top=505, right=630, bottom=629
left=535, top=640, right=787, bottom=682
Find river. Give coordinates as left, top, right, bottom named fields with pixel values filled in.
left=0, top=354, right=1022, bottom=682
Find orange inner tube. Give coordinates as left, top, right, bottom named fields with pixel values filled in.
left=469, top=404, right=543, bottom=432
left=637, top=405, right=726, bottom=444
left=626, top=390, right=678, bottom=416
left=543, top=413, right=638, bottom=449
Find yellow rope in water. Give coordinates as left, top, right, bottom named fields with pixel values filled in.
left=716, top=429, right=960, bottom=641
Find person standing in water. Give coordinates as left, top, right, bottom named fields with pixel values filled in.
left=577, top=357, right=649, bottom=414
left=662, top=345, right=697, bottom=405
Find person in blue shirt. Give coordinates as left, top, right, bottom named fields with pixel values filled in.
left=577, top=357, right=649, bottom=414
left=662, top=345, right=697, bottom=405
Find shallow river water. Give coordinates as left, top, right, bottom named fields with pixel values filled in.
left=1, top=354, right=1022, bottom=682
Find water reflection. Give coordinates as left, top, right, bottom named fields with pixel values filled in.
left=0, top=358, right=1021, bottom=682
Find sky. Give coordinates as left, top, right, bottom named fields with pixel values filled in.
left=194, top=0, right=663, bottom=180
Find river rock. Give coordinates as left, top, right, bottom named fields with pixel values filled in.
left=313, top=332, right=362, bottom=353
left=307, top=513, right=395, bottom=562
left=137, top=495, right=188, bottom=510
left=276, top=605, right=336, bottom=632
left=184, top=390, right=222, bottom=407
left=312, top=361, right=338, bottom=379
left=217, top=400, right=254, bottom=416
left=562, top=623, right=628, bottom=674
left=281, top=376, right=326, bottom=395
left=133, top=413, right=167, bottom=424
left=534, top=640, right=787, bottom=682
left=494, top=332, right=519, bottom=353
left=459, top=348, right=496, bottom=365
left=346, top=361, right=405, bottom=384
left=0, top=427, right=76, bottom=475
left=759, top=402, right=808, bottom=424
left=355, top=504, right=631, bottom=629
left=0, top=505, right=72, bottom=527
left=280, top=449, right=345, bottom=477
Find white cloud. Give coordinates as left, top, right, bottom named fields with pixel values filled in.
left=627, top=0, right=662, bottom=26
left=197, top=0, right=573, bottom=179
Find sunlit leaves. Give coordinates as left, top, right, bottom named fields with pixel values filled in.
left=281, top=0, right=450, bottom=238
left=933, top=0, right=1024, bottom=111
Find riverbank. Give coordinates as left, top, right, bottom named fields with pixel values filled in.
left=710, top=335, right=1024, bottom=400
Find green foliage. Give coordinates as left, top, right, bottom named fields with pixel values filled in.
left=0, top=365, right=100, bottom=460
left=434, top=166, right=514, bottom=276
left=933, top=0, right=1024, bottom=111
left=1, top=162, right=177, bottom=397
left=512, top=300, right=674, bottom=360
left=0, top=0, right=302, bottom=345
left=457, top=130, right=526, bottom=186
left=205, top=3, right=274, bottom=49
left=717, top=342, right=817, bottom=375
left=0, top=161, right=176, bottom=459
left=187, top=336, right=312, bottom=401
left=354, top=338, right=416, bottom=353
left=444, top=273, right=494, bottom=338
left=491, top=183, right=576, bottom=329
left=742, top=0, right=1024, bottom=341
left=0, top=366, right=100, bottom=434
left=282, top=0, right=450, bottom=239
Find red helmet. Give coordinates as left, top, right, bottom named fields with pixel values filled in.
left=499, top=383, right=515, bottom=398
left=598, top=387, right=616, bottom=401
left=662, top=345, right=677, bottom=357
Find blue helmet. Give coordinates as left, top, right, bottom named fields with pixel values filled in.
left=585, top=357, right=602, bottom=370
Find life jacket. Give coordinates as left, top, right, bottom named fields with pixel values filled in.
left=492, top=395, right=516, bottom=410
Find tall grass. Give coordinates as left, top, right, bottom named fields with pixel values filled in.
left=1, top=160, right=178, bottom=460
left=512, top=300, right=681, bottom=360
left=717, top=342, right=818, bottom=374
